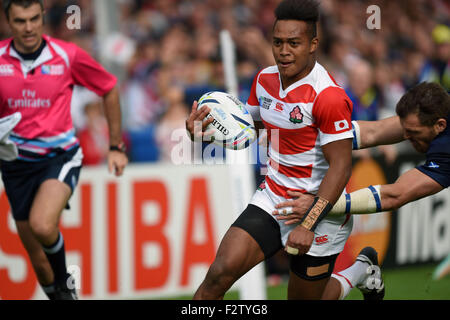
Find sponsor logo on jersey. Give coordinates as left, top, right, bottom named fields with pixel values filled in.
left=0, top=64, right=14, bottom=76
left=41, top=64, right=65, bottom=75
left=275, top=102, right=284, bottom=112
left=260, top=97, right=272, bottom=109
left=334, top=119, right=349, bottom=132
left=289, top=106, right=304, bottom=124
left=7, top=89, right=51, bottom=108
left=315, top=235, right=328, bottom=244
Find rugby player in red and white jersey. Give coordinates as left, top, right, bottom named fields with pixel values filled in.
left=187, top=0, right=382, bottom=300
left=0, top=0, right=128, bottom=299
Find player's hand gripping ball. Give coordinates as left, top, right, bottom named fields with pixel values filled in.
left=197, top=91, right=257, bottom=150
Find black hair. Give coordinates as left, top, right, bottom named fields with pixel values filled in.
left=396, top=82, right=450, bottom=126
left=2, top=0, right=43, bottom=19
left=274, top=0, right=320, bottom=39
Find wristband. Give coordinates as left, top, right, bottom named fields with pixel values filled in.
left=299, top=196, right=333, bottom=231
left=109, top=142, right=126, bottom=153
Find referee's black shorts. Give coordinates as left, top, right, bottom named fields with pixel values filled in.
left=0, top=147, right=83, bottom=221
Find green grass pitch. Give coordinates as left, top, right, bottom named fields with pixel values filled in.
left=166, top=263, right=450, bottom=300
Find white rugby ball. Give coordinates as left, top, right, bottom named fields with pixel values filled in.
left=197, top=91, right=256, bottom=150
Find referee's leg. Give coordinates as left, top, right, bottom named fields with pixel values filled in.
left=15, top=221, right=54, bottom=285
left=28, top=179, right=72, bottom=289
left=29, top=179, right=70, bottom=245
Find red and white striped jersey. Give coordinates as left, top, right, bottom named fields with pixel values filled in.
left=246, top=62, right=353, bottom=197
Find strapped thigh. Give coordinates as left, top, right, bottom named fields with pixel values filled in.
left=231, top=204, right=283, bottom=259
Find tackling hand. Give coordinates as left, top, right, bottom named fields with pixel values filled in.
left=272, top=190, right=315, bottom=225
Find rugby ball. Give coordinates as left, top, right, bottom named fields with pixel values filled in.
left=197, top=91, right=256, bottom=150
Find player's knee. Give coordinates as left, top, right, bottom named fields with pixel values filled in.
left=29, top=219, right=57, bottom=243
left=205, top=259, right=236, bottom=289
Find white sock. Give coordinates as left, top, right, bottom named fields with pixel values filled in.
left=332, top=261, right=369, bottom=299
left=331, top=273, right=352, bottom=300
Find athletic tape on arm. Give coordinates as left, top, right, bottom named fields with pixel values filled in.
left=329, top=185, right=382, bottom=216
left=299, top=196, right=333, bottom=231
left=352, top=120, right=361, bottom=150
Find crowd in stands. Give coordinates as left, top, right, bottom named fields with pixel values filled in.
left=0, top=0, right=449, bottom=166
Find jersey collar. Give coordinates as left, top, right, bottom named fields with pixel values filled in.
left=7, top=36, right=53, bottom=76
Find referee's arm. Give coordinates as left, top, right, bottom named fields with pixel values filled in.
left=102, top=86, right=123, bottom=146
left=102, top=86, right=128, bottom=176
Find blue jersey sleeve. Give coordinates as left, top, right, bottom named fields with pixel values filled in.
left=416, top=156, right=450, bottom=188
left=418, top=115, right=450, bottom=188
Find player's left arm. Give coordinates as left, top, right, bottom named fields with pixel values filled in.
left=285, top=138, right=353, bottom=255
left=276, top=167, right=445, bottom=223
left=285, top=87, right=353, bottom=255
left=381, top=168, right=444, bottom=210
left=103, top=86, right=128, bottom=176
left=328, top=168, right=444, bottom=216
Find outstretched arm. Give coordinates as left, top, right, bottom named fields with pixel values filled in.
left=274, top=168, right=444, bottom=224
left=353, top=116, right=404, bottom=150
left=330, top=168, right=444, bottom=215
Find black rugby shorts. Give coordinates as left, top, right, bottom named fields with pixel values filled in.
left=1, top=147, right=82, bottom=221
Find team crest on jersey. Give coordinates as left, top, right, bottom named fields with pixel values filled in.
left=41, top=64, right=65, bottom=75
left=289, top=106, right=303, bottom=124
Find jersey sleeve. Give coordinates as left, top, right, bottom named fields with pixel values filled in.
left=312, top=86, right=353, bottom=146
left=416, top=157, right=450, bottom=188
left=71, top=46, right=117, bottom=96
left=245, top=71, right=262, bottom=122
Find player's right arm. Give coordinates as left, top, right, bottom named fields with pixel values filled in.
left=353, top=116, right=404, bottom=150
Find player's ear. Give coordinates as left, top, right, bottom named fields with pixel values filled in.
left=434, top=118, right=446, bottom=134
left=309, top=37, right=318, bottom=54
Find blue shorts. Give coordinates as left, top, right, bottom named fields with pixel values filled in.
left=0, top=147, right=83, bottom=221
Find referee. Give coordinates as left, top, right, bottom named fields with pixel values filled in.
left=0, top=0, right=128, bottom=299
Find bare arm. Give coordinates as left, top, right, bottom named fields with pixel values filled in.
left=356, top=116, right=404, bottom=149
left=285, top=138, right=353, bottom=255
left=316, top=138, right=353, bottom=204
left=327, top=168, right=444, bottom=216
left=380, top=168, right=444, bottom=211
left=103, top=87, right=123, bottom=146
left=102, top=86, right=128, bottom=176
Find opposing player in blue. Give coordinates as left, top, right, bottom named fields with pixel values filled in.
left=274, top=82, right=450, bottom=299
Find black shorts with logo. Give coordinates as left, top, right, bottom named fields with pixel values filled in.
left=231, top=204, right=338, bottom=281
left=0, top=147, right=82, bottom=221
